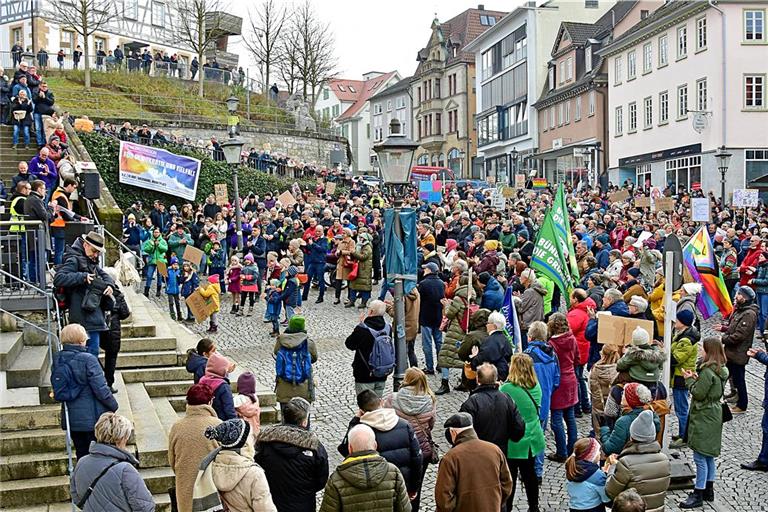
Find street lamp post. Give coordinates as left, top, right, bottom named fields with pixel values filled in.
left=221, top=95, right=245, bottom=252
left=508, top=147, right=519, bottom=186
left=373, top=118, right=418, bottom=391
left=715, top=145, right=732, bottom=206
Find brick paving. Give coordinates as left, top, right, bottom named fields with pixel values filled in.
left=153, top=288, right=766, bottom=511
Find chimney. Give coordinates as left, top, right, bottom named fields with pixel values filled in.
left=478, top=4, right=485, bottom=10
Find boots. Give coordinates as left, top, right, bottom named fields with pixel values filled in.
left=230, top=304, right=237, bottom=314
left=236, top=307, right=244, bottom=317
left=703, top=481, right=714, bottom=502
left=679, top=489, right=704, bottom=509
left=435, top=379, right=450, bottom=395
left=155, top=287, right=162, bottom=297
left=246, top=306, right=253, bottom=316
left=143, top=286, right=150, bottom=297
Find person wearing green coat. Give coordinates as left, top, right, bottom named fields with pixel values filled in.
left=456, top=308, right=492, bottom=394
left=600, top=382, right=660, bottom=456
left=669, top=310, right=700, bottom=447
left=679, top=337, right=729, bottom=509
left=500, top=353, right=546, bottom=512
left=347, top=233, right=373, bottom=309
left=538, top=274, right=555, bottom=316
left=141, top=226, right=167, bottom=297
left=436, top=280, right=471, bottom=395
left=167, top=223, right=194, bottom=261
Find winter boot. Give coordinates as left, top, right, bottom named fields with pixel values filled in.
left=435, top=379, right=450, bottom=395
left=246, top=306, right=253, bottom=316
left=155, top=287, right=162, bottom=297
left=679, top=489, right=704, bottom=509
left=143, top=286, right=150, bottom=297
left=236, top=307, right=244, bottom=317
left=703, top=482, right=714, bottom=502
left=230, top=304, right=236, bottom=314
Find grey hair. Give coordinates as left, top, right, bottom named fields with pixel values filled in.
left=487, top=311, right=506, bottom=330
left=348, top=424, right=377, bottom=453
left=94, top=412, right=133, bottom=445
left=527, top=321, right=548, bottom=342
left=453, top=259, right=468, bottom=273
left=520, top=268, right=537, bottom=282
left=368, top=300, right=387, bottom=316
left=604, top=288, right=624, bottom=303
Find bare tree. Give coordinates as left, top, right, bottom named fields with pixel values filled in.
left=173, top=0, right=226, bottom=97
left=244, top=0, right=286, bottom=94
left=55, top=0, right=112, bottom=89
left=274, top=23, right=299, bottom=95
left=290, top=0, right=337, bottom=108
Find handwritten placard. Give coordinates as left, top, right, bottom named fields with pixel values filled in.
left=277, top=190, right=297, bottom=207
left=325, top=182, right=336, bottom=195
left=609, top=189, right=630, bottom=203
left=654, top=197, right=676, bottom=211
left=182, top=245, right=204, bottom=268
left=514, top=174, right=526, bottom=189
left=214, top=184, right=228, bottom=206
left=501, top=186, right=515, bottom=198
left=634, top=197, right=651, bottom=208
left=185, top=288, right=217, bottom=323
left=156, top=260, right=168, bottom=278
left=691, top=197, right=711, bottom=222
left=597, top=315, right=655, bottom=345
left=733, top=189, right=758, bottom=208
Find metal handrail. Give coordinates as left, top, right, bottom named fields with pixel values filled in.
left=83, top=200, right=145, bottom=270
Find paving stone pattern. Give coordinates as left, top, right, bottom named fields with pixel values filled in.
left=153, top=289, right=765, bottom=512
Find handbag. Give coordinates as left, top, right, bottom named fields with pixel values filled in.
left=463, top=362, right=477, bottom=381
left=347, top=261, right=359, bottom=281
left=413, top=415, right=440, bottom=464
left=13, top=110, right=27, bottom=121
left=719, top=378, right=733, bottom=423
left=81, top=278, right=109, bottom=312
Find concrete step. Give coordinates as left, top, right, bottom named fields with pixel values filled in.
left=112, top=372, right=135, bottom=444
left=125, top=383, right=168, bottom=468
left=0, top=404, right=60, bottom=432
left=122, top=336, right=177, bottom=353
left=121, top=321, right=156, bottom=338
left=151, top=397, right=180, bottom=436
left=0, top=428, right=65, bottom=455
left=102, top=350, right=178, bottom=369
left=0, top=331, right=24, bottom=370
left=6, top=346, right=49, bottom=388
left=0, top=466, right=174, bottom=508
left=146, top=379, right=275, bottom=405
left=2, top=493, right=171, bottom=511
left=0, top=451, right=70, bottom=481
left=120, top=365, right=191, bottom=383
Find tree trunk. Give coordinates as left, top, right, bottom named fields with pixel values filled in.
left=83, top=37, right=91, bottom=89
left=265, top=61, right=270, bottom=97
left=198, top=50, right=204, bottom=97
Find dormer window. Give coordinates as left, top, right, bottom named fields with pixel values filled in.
left=585, top=45, right=592, bottom=72
left=480, top=15, right=496, bottom=26
left=338, top=85, right=346, bottom=92
left=348, top=86, right=356, bottom=93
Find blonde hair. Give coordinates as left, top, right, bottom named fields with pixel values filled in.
left=507, top=353, right=538, bottom=389
left=94, top=412, right=133, bottom=445
left=267, top=251, right=279, bottom=262
left=598, top=344, right=621, bottom=365
left=60, top=324, right=88, bottom=345
left=401, top=368, right=436, bottom=404
left=527, top=321, right=548, bottom=342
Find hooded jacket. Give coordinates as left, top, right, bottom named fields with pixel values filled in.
left=567, top=297, right=597, bottom=366
left=319, top=451, right=410, bottom=512
left=345, top=315, right=390, bottom=383
left=186, top=352, right=207, bottom=384
left=339, top=408, right=422, bottom=493
left=274, top=330, right=317, bottom=403
left=721, top=299, right=758, bottom=365
left=525, top=341, right=561, bottom=421
left=199, top=360, right=236, bottom=421
left=254, top=424, right=329, bottom=512
left=605, top=441, right=671, bottom=512
left=600, top=407, right=661, bottom=456
left=616, top=344, right=666, bottom=384
left=566, top=461, right=611, bottom=511
left=670, top=326, right=700, bottom=388
left=417, top=273, right=445, bottom=328
left=383, top=387, right=437, bottom=461
left=439, top=284, right=471, bottom=369
left=686, top=364, right=730, bottom=457
left=470, top=331, right=513, bottom=381
left=589, top=361, right=618, bottom=415
left=459, top=385, right=525, bottom=456
left=549, top=331, right=580, bottom=411
left=517, top=280, right=548, bottom=331
left=211, top=449, right=277, bottom=512
left=480, top=276, right=504, bottom=311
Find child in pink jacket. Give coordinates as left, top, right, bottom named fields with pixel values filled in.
left=233, top=371, right=261, bottom=443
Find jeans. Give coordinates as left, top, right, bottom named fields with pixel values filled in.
left=86, top=331, right=100, bottom=358
left=673, top=387, right=690, bottom=438
left=34, top=113, right=45, bottom=146
left=348, top=289, right=371, bottom=304
left=551, top=406, right=577, bottom=458
left=727, top=361, right=748, bottom=410
left=284, top=305, right=296, bottom=321
left=168, top=294, right=181, bottom=319
left=145, top=264, right=163, bottom=291
left=13, top=124, right=30, bottom=145
left=758, top=292, right=768, bottom=333
left=534, top=418, right=548, bottom=477
left=575, top=365, right=591, bottom=412
left=421, top=326, right=443, bottom=372
left=378, top=279, right=391, bottom=300
left=760, top=407, right=768, bottom=464
left=355, top=380, right=386, bottom=398
left=303, top=263, right=325, bottom=299
left=693, top=451, right=716, bottom=489
left=53, top=235, right=65, bottom=265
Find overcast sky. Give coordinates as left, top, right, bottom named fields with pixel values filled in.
left=228, top=0, right=521, bottom=83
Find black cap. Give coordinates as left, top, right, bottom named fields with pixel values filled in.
left=443, top=412, right=473, bottom=429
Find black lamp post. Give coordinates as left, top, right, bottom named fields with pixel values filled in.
left=508, top=147, right=519, bottom=186
left=715, top=145, right=732, bottom=206
left=373, top=118, right=418, bottom=391
left=221, top=95, right=245, bottom=252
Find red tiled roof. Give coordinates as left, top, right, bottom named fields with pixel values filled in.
left=336, top=71, right=399, bottom=121
left=328, top=78, right=366, bottom=102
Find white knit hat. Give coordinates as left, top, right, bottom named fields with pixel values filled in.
left=631, top=326, right=650, bottom=346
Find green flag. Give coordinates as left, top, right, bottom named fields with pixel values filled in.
left=552, top=184, right=579, bottom=286
left=530, top=210, right=571, bottom=305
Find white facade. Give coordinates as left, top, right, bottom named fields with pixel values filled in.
left=465, top=0, right=615, bottom=183
left=314, top=86, right=353, bottom=132
left=601, top=1, right=768, bottom=197
left=370, top=79, right=413, bottom=145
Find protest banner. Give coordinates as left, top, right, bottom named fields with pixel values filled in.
left=501, top=186, right=515, bottom=198
left=597, top=315, right=655, bottom=345
left=185, top=288, right=217, bottom=323
left=214, top=184, right=228, bottom=206
left=325, top=182, right=336, bottom=195
left=634, top=196, right=651, bottom=208
left=156, top=260, right=168, bottom=278
left=514, top=174, right=526, bottom=189
left=691, top=197, right=711, bottom=222
left=609, top=189, right=630, bottom=203
left=654, top=197, right=675, bottom=211
left=118, top=141, right=201, bottom=201
left=419, top=180, right=443, bottom=203
left=277, top=190, right=297, bottom=207
left=733, top=189, right=759, bottom=208
left=183, top=246, right=204, bottom=268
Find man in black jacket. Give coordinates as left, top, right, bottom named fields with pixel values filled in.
left=22, top=180, right=53, bottom=283
left=344, top=300, right=391, bottom=398
left=254, top=397, right=329, bottom=512
left=418, top=262, right=445, bottom=375
left=32, top=81, right=54, bottom=146
left=338, top=390, right=423, bottom=504
left=459, top=363, right=525, bottom=456
left=470, top=312, right=514, bottom=381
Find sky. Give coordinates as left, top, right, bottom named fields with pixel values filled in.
left=227, top=0, right=520, bottom=84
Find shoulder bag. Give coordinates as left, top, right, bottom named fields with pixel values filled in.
left=76, top=460, right=121, bottom=508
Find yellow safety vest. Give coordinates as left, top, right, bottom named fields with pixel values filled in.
left=9, top=196, right=25, bottom=232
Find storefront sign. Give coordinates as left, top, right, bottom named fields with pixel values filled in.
left=618, top=144, right=701, bottom=167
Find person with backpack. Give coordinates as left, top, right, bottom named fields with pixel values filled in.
left=274, top=316, right=318, bottom=423
left=199, top=352, right=237, bottom=421
left=52, top=323, right=118, bottom=461
left=345, top=300, right=395, bottom=398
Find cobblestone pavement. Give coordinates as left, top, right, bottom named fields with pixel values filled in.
left=155, top=288, right=766, bottom=512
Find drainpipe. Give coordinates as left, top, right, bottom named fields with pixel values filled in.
left=709, top=1, right=726, bottom=150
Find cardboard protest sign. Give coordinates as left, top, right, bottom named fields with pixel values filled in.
left=654, top=197, right=675, bottom=211
left=277, top=190, right=297, bottom=207
left=609, top=190, right=630, bottom=203
left=733, top=189, right=758, bottom=208
left=156, top=260, right=168, bottom=278
left=183, top=245, right=204, bottom=268
left=214, top=184, right=228, bottom=206
left=514, top=174, right=526, bottom=189
left=325, top=182, right=336, bottom=195
left=185, top=288, right=217, bottom=323
left=597, top=314, right=655, bottom=345
left=501, top=186, right=515, bottom=198
left=691, top=197, right=711, bottom=222
left=317, top=177, right=324, bottom=185
left=634, top=196, right=651, bottom=208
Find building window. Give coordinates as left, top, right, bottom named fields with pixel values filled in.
left=575, top=95, right=582, bottom=121
left=696, top=78, right=708, bottom=111
left=544, top=109, right=549, bottom=132
left=386, top=100, right=392, bottom=112
left=628, top=102, right=637, bottom=132
left=435, top=113, right=442, bottom=135
left=332, top=104, right=340, bottom=117
left=396, top=96, right=406, bottom=109
left=744, top=10, right=765, bottom=42
left=124, top=0, right=138, bottom=19
left=152, top=1, right=166, bottom=26
left=588, top=90, right=596, bottom=116
left=696, top=16, right=707, bottom=51
left=61, top=30, right=75, bottom=49
left=637, top=164, right=652, bottom=187
left=643, top=97, right=653, bottom=129
left=585, top=46, right=592, bottom=72
left=435, top=78, right=441, bottom=99
left=448, top=74, right=457, bottom=95
left=614, top=57, right=622, bottom=85
left=659, top=34, right=668, bottom=67
left=348, top=86, right=356, bottom=93
left=94, top=37, right=106, bottom=52
left=615, top=106, right=623, bottom=136
left=550, top=106, right=555, bottom=129
left=643, top=42, right=652, bottom=73
left=677, top=84, right=688, bottom=119
left=417, top=87, right=421, bottom=104
left=745, top=74, right=766, bottom=109
left=417, top=120, right=422, bottom=140
left=558, top=103, right=564, bottom=126
left=373, top=103, right=382, bottom=114
left=480, top=15, right=497, bottom=26
left=566, top=57, right=573, bottom=81
left=477, top=111, right=499, bottom=146
left=659, top=90, right=669, bottom=124
left=323, top=88, right=329, bottom=100
left=548, top=67, right=555, bottom=90
left=559, top=61, right=565, bottom=84
left=627, top=50, right=636, bottom=80
left=585, top=0, right=599, bottom=8
left=565, top=100, right=571, bottom=124
left=666, top=155, right=702, bottom=190
left=337, top=84, right=346, bottom=92
left=746, top=150, right=768, bottom=188
left=641, top=10, right=650, bottom=20
left=505, top=100, right=528, bottom=139
left=11, top=27, right=22, bottom=45
left=677, top=25, right=688, bottom=59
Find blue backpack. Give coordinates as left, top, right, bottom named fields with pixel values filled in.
left=363, top=324, right=395, bottom=378
left=51, top=355, right=84, bottom=402
left=275, top=340, right=312, bottom=385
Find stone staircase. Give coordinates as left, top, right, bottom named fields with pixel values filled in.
left=0, top=286, right=278, bottom=511
left=0, top=125, right=40, bottom=184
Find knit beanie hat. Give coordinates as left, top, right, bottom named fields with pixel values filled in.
left=622, top=251, right=636, bottom=262
left=624, top=382, right=652, bottom=408
left=205, top=352, right=230, bottom=378
left=288, top=315, right=306, bottom=332
left=170, top=256, right=179, bottom=265
left=738, top=286, right=756, bottom=301
left=629, top=296, right=648, bottom=312
left=237, top=371, right=257, bottom=402
left=627, top=267, right=641, bottom=278
left=204, top=418, right=250, bottom=449
left=631, top=326, right=650, bottom=346
left=186, top=383, right=214, bottom=406
left=207, top=274, right=219, bottom=284
left=244, top=253, right=254, bottom=262
left=577, top=438, right=602, bottom=463
left=676, top=309, right=695, bottom=327
left=445, top=239, right=458, bottom=252
left=629, top=409, right=657, bottom=443
left=478, top=272, right=491, bottom=285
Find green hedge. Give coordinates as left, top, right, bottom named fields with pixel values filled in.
left=79, top=132, right=343, bottom=209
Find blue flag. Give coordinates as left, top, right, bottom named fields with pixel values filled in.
left=501, top=286, right=522, bottom=352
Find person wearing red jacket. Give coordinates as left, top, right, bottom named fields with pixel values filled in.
left=609, top=220, right=629, bottom=250
left=566, top=289, right=595, bottom=417
left=739, top=235, right=763, bottom=288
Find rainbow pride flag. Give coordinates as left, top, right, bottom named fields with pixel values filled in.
left=682, top=226, right=733, bottom=319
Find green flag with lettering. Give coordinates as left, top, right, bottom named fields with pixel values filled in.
left=552, top=184, right=579, bottom=285
left=530, top=210, right=572, bottom=305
